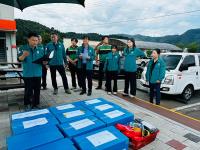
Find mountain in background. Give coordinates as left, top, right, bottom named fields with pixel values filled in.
left=16, top=19, right=200, bottom=51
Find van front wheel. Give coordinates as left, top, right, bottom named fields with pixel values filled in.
left=181, top=85, right=193, bottom=103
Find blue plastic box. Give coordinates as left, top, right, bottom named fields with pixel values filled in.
left=11, top=113, right=59, bottom=135
left=11, top=109, right=51, bottom=121
left=96, top=108, right=134, bottom=126
left=54, top=107, right=94, bottom=124
left=32, top=138, right=77, bottom=150
left=7, top=125, right=64, bottom=150
left=59, top=116, right=106, bottom=138
left=74, top=126, right=129, bottom=150
left=49, top=103, right=81, bottom=115
left=86, top=103, right=121, bottom=114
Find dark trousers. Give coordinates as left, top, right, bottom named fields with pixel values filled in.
left=97, top=62, right=106, bottom=88
left=24, top=77, right=41, bottom=106
left=124, top=71, right=137, bottom=95
left=50, top=65, right=69, bottom=90
left=41, top=65, right=47, bottom=88
left=69, top=62, right=81, bottom=88
left=80, top=64, right=93, bottom=92
left=149, top=83, right=161, bottom=104
left=106, top=71, right=118, bottom=92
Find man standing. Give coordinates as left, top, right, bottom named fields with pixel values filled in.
left=66, top=38, right=81, bottom=90
left=96, top=36, right=112, bottom=90
left=18, top=32, right=44, bottom=110
left=38, top=35, right=47, bottom=90
left=46, top=33, right=71, bottom=95
left=77, top=36, right=95, bottom=96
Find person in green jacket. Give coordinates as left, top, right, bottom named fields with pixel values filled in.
left=146, top=49, right=166, bottom=105
left=66, top=38, right=81, bottom=90
left=104, top=45, right=120, bottom=95
left=38, top=35, right=48, bottom=90
left=123, top=38, right=146, bottom=98
left=18, top=32, right=44, bottom=110
left=77, top=36, right=95, bottom=96
left=95, top=36, right=112, bottom=90
left=46, top=32, right=71, bottom=95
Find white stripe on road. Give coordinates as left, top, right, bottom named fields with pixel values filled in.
left=173, top=102, right=200, bottom=111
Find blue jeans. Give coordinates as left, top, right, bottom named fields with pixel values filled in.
left=149, top=83, right=161, bottom=105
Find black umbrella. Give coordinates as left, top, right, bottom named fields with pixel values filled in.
left=0, top=0, right=85, bottom=11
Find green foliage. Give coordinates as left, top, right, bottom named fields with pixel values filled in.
left=187, top=42, right=200, bottom=53
left=146, top=49, right=152, bottom=57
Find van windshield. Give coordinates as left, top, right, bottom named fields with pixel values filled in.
left=160, top=55, right=182, bottom=70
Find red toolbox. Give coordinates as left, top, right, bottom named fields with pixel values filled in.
left=116, top=123, right=159, bottom=150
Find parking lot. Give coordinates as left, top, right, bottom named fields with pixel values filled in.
left=96, top=79, right=200, bottom=120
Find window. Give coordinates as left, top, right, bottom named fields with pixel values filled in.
left=161, top=55, right=182, bottom=70
left=182, top=55, right=196, bottom=67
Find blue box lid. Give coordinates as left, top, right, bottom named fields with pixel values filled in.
left=80, top=98, right=115, bottom=108
left=96, top=108, right=134, bottom=126
left=32, top=138, right=77, bottom=150
left=11, top=109, right=51, bottom=121
left=74, top=126, right=129, bottom=150
left=54, top=107, right=94, bottom=124
left=49, top=103, right=81, bottom=115
left=87, top=103, right=121, bottom=114
left=11, top=113, right=59, bottom=135
left=7, top=125, right=64, bottom=150
left=59, top=116, right=106, bottom=138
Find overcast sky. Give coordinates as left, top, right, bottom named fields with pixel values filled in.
left=14, top=0, right=200, bottom=36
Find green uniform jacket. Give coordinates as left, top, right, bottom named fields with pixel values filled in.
left=66, top=45, right=78, bottom=60
left=18, top=44, right=44, bottom=77
left=98, top=44, right=112, bottom=62
left=123, top=47, right=146, bottom=72
left=76, top=45, right=95, bottom=70
left=46, top=42, right=67, bottom=66
left=146, top=57, right=166, bottom=84
left=104, top=52, right=121, bottom=73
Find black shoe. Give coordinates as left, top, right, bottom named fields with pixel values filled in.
left=53, top=89, right=58, bottom=95
left=156, top=103, right=160, bottom=105
left=95, top=86, right=102, bottom=90
left=31, top=105, right=41, bottom=110
left=87, top=91, right=92, bottom=96
left=150, top=100, right=154, bottom=104
left=80, top=91, right=86, bottom=95
left=65, top=89, right=71, bottom=94
left=24, top=105, right=31, bottom=111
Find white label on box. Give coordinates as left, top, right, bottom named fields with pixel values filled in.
left=56, top=104, right=75, bottom=110
left=85, top=99, right=101, bottom=105
left=23, top=117, right=48, bottom=129
left=95, top=104, right=113, bottom=111
left=70, top=118, right=95, bottom=130
left=86, top=130, right=117, bottom=147
left=12, top=109, right=49, bottom=120
left=104, top=110, right=125, bottom=119
left=63, top=110, right=85, bottom=118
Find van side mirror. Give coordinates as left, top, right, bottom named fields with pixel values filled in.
left=179, top=64, right=188, bottom=72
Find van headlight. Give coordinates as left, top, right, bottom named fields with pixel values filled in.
left=163, top=75, right=174, bottom=85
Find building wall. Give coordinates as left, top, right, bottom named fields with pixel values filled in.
left=0, top=4, right=17, bottom=64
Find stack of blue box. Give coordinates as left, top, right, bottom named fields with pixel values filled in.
left=11, top=109, right=59, bottom=135
left=74, top=126, right=129, bottom=150
left=7, top=98, right=134, bottom=150
left=59, top=116, right=105, bottom=138
left=53, top=107, right=94, bottom=124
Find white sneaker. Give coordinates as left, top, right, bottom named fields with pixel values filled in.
left=122, top=92, right=129, bottom=96
left=107, top=92, right=112, bottom=95
left=129, top=94, right=135, bottom=98
left=113, top=92, right=117, bottom=95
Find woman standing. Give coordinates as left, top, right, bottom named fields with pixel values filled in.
left=104, top=45, right=120, bottom=95
left=123, top=38, right=146, bottom=98
left=146, top=49, right=166, bottom=105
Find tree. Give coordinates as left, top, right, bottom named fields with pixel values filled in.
left=187, top=42, right=200, bottom=53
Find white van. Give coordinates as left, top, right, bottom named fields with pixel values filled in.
left=139, top=53, right=200, bottom=102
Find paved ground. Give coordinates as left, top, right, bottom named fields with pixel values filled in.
left=1, top=72, right=200, bottom=150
